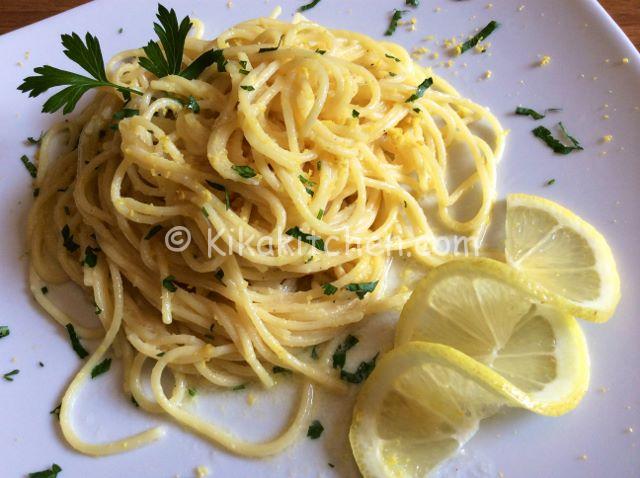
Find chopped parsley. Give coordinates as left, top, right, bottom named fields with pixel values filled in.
left=406, top=0, right=420, bottom=6
left=460, top=20, right=500, bottom=54
left=385, top=53, right=401, bottom=62
left=272, top=366, right=291, bottom=374
left=162, top=275, right=178, bottom=292
left=532, top=123, right=583, bottom=155
left=307, top=420, right=324, bottom=439
left=28, top=463, right=62, bottom=478
left=240, top=85, right=255, bottom=91
left=21, top=155, right=37, bottom=178
left=545, top=178, right=556, bottom=186
left=322, top=283, right=337, bottom=296
left=332, top=335, right=359, bottom=369
left=315, top=49, right=326, bottom=55
left=299, top=0, right=322, bottom=11
left=111, top=108, right=139, bottom=129
left=144, top=224, right=163, bottom=240
left=27, top=132, right=44, bottom=145
left=345, top=281, right=378, bottom=300
left=232, top=165, right=257, bottom=178
left=515, top=106, right=545, bottom=120
left=405, top=77, right=433, bottom=102
left=316, top=209, right=324, bottom=220
left=206, top=180, right=231, bottom=210
left=352, top=109, right=360, bottom=118
left=385, top=9, right=407, bottom=36
left=90, top=358, right=111, bottom=378
left=117, top=27, right=124, bottom=34
left=50, top=404, right=61, bottom=418
left=201, top=206, right=209, bottom=218
left=185, top=95, right=200, bottom=113
left=61, top=225, right=80, bottom=253
left=232, top=384, right=246, bottom=391
left=3, top=369, right=19, bottom=381
left=299, top=175, right=315, bottom=196
left=0, top=325, right=9, bottom=339
left=239, top=68, right=250, bottom=75
left=83, top=246, right=98, bottom=268
left=214, top=268, right=224, bottom=282
left=65, top=323, right=89, bottom=358
left=94, top=303, right=102, bottom=315
left=188, top=387, right=197, bottom=397
left=39, top=361, right=45, bottom=367
left=340, top=353, right=379, bottom=384
left=285, top=226, right=325, bottom=251
left=258, top=36, right=283, bottom=53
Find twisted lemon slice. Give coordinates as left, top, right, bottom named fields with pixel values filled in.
left=350, top=259, right=589, bottom=478
left=506, top=193, right=620, bottom=322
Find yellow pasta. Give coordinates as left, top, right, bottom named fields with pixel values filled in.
left=27, top=11, right=505, bottom=457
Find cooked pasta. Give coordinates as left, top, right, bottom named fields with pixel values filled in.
left=26, top=9, right=505, bottom=457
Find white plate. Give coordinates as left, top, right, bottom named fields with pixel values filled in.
left=1, top=0, right=639, bottom=476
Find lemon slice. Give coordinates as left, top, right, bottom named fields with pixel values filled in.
left=506, top=193, right=620, bottom=322
left=350, top=259, right=589, bottom=478
left=395, top=259, right=589, bottom=413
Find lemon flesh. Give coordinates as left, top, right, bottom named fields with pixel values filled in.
left=506, top=193, right=620, bottom=322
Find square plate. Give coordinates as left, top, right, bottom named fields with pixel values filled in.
left=0, top=0, right=638, bottom=476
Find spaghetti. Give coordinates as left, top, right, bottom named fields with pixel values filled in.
left=27, top=10, right=505, bottom=457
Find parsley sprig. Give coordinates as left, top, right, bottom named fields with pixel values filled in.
left=18, top=33, right=142, bottom=114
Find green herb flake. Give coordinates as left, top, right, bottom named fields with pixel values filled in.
left=545, top=178, right=556, bottom=186
left=532, top=122, right=583, bottom=155
left=117, top=27, right=124, bottom=34
left=90, top=358, right=112, bottom=378
left=285, top=226, right=325, bottom=251
left=406, top=0, right=420, bottom=6
left=27, top=132, right=44, bottom=145
left=144, top=224, right=163, bottom=240
left=186, top=95, right=200, bottom=113
left=50, top=404, right=61, bottom=419
left=206, top=180, right=231, bottom=210
left=299, top=0, right=322, bottom=11
left=61, top=225, right=79, bottom=253
left=515, top=106, right=545, bottom=120
left=162, top=275, right=178, bottom=292
left=83, top=246, right=98, bottom=268
left=389, top=72, right=397, bottom=77
left=307, top=419, right=324, bottom=439
left=328, top=463, right=335, bottom=468
left=240, top=85, right=255, bottom=91
left=38, top=361, right=45, bottom=367
left=188, top=387, right=197, bottom=397
left=317, top=209, right=324, bottom=220
left=201, top=206, right=209, bottom=218
left=385, top=53, right=401, bottom=62
left=352, top=109, right=360, bottom=118
left=131, top=395, right=139, bottom=407
left=340, top=353, right=379, bottom=384
left=214, top=268, right=225, bottom=282
left=183, top=49, right=226, bottom=78
left=112, top=108, right=139, bottom=121
left=299, top=174, right=315, bottom=196
left=460, top=20, right=500, bottom=54
left=0, top=326, right=9, bottom=339
left=65, top=323, right=89, bottom=358
left=322, top=283, right=337, bottom=296
left=94, top=303, right=102, bottom=316
left=273, top=366, right=291, bottom=374
left=3, top=369, right=19, bottom=381
left=345, top=281, right=378, bottom=300
left=405, top=77, right=433, bottom=102
left=239, top=69, right=250, bottom=75
left=332, top=335, right=359, bottom=369
left=21, top=155, right=37, bottom=178
left=232, top=165, right=257, bottom=178
left=315, top=49, right=326, bottom=55
left=232, top=384, right=246, bottom=391
left=28, top=463, right=62, bottom=478
left=385, top=9, right=407, bottom=36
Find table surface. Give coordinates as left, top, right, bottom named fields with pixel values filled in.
left=0, top=0, right=638, bottom=48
